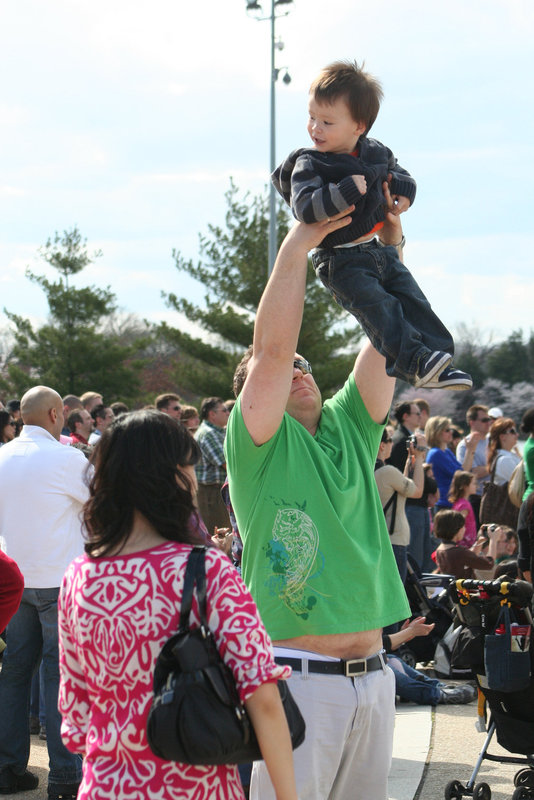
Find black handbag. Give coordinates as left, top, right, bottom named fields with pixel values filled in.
left=146, top=546, right=306, bottom=764
left=479, top=457, right=520, bottom=529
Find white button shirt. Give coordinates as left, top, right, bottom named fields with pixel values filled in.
left=0, top=425, right=91, bottom=587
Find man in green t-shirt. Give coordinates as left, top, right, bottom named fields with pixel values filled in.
left=225, top=188, right=410, bottom=800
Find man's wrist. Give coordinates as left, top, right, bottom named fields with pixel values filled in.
left=378, top=234, right=405, bottom=249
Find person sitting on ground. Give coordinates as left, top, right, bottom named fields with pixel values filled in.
left=434, top=510, right=498, bottom=579
left=383, top=617, right=476, bottom=706
left=271, top=59, right=472, bottom=391
left=425, top=416, right=480, bottom=509
left=448, top=471, right=478, bottom=548
left=58, top=410, right=297, bottom=800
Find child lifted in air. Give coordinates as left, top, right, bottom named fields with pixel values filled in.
left=272, top=60, right=472, bottom=391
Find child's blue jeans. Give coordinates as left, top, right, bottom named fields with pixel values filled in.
left=312, top=239, right=454, bottom=383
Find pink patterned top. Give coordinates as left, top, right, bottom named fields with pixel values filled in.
left=452, top=497, right=477, bottom=548
left=58, top=542, right=290, bottom=800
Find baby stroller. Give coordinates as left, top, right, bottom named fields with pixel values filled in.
left=397, top=555, right=454, bottom=667
left=443, top=577, right=534, bottom=800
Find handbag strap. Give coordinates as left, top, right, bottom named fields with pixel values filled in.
left=178, top=546, right=209, bottom=632
left=383, top=491, right=398, bottom=535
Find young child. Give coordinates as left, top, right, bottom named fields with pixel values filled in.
left=448, top=470, right=478, bottom=548
left=433, top=509, right=497, bottom=578
left=272, top=60, right=472, bottom=391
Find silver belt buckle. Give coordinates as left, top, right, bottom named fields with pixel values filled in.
left=344, top=657, right=368, bottom=677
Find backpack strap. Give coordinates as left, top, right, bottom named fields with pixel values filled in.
left=383, top=491, right=398, bottom=535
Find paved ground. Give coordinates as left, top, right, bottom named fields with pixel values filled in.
left=2, top=696, right=530, bottom=799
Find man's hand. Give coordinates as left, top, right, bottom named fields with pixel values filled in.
left=379, top=179, right=404, bottom=247
left=284, top=206, right=355, bottom=254
left=390, top=194, right=411, bottom=215
left=351, top=175, right=367, bottom=194
left=465, top=431, right=484, bottom=451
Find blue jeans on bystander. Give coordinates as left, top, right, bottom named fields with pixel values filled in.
left=0, top=588, right=82, bottom=787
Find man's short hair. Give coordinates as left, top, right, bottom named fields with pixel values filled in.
left=413, top=398, right=430, bottom=416
left=200, top=397, right=224, bottom=421
left=393, top=401, right=413, bottom=425
left=309, top=60, right=383, bottom=134
left=91, top=404, right=107, bottom=423
left=80, top=391, right=102, bottom=409
left=155, top=393, right=181, bottom=411
left=466, top=404, right=489, bottom=423
left=233, top=346, right=253, bottom=398
left=110, top=401, right=128, bottom=417
left=66, top=410, right=83, bottom=434
left=62, top=394, right=82, bottom=411
left=180, top=405, right=199, bottom=422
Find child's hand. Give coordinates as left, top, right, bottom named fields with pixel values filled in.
left=351, top=174, right=367, bottom=194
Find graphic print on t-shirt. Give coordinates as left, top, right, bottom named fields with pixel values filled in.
left=264, top=505, right=328, bottom=619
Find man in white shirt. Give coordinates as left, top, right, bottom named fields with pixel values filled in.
left=0, top=386, right=89, bottom=798
left=456, top=404, right=492, bottom=526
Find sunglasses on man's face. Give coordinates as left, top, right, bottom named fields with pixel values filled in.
left=293, top=358, right=313, bottom=375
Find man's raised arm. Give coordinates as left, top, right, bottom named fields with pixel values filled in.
left=241, top=210, right=353, bottom=445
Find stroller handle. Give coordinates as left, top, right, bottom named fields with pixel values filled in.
left=449, top=578, right=533, bottom=607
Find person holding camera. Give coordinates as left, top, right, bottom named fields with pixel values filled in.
left=433, top=511, right=499, bottom=579
left=375, top=427, right=426, bottom=583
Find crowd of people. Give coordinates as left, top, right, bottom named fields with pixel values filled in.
left=1, top=59, right=534, bottom=800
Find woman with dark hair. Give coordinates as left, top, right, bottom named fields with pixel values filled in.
left=0, top=410, right=16, bottom=446
left=521, top=407, right=534, bottom=501
left=486, top=417, right=521, bottom=485
left=58, top=410, right=297, bottom=800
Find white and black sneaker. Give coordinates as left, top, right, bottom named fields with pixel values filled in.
left=438, top=684, right=477, bottom=704
left=414, top=351, right=452, bottom=388
left=421, top=366, right=473, bottom=391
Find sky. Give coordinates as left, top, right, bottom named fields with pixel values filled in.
left=1, top=0, right=533, bottom=345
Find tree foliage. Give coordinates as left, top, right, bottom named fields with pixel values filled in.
left=2, top=227, right=145, bottom=402
left=158, top=181, right=360, bottom=398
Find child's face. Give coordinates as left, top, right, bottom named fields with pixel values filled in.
left=307, top=96, right=366, bottom=154
left=468, top=478, right=477, bottom=495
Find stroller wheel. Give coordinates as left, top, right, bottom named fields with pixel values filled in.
left=515, top=769, right=534, bottom=788
left=473, top=782, right=491, bottom=800
left=398, top=646, right=417, bottom=669
left=445, top=779, right=465, bottom=799
left=512, top=788, right=531, bottom=800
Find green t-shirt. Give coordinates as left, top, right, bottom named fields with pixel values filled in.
left=225, top=376, right=409, bottom=640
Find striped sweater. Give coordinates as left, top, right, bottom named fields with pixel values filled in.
left=272, top=137, right=416, bottom=248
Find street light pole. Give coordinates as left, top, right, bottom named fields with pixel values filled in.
left=268, top=2, right=277, bottom=276
left=246, top=0, right=293, bottom=276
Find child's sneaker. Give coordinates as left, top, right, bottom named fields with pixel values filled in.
left=420, top=365, right=473, bottom=391
left=414, top=351, right=452, bottom=388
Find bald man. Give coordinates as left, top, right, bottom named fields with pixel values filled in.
left=0, top=386, right=88, bottom=798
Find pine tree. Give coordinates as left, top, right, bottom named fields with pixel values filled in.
left=158, top=181, right=360, bottom=398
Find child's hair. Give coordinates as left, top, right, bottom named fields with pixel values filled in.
left=434, top=509, right=466, bottom=542
left=309, top=60, right=383, bottom=134
left=448, top=470, right=475, bottom=504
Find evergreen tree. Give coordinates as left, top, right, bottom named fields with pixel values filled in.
left=158, top=181, right=360, bottom=398
left=2, top=227, right=144, bottom=401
